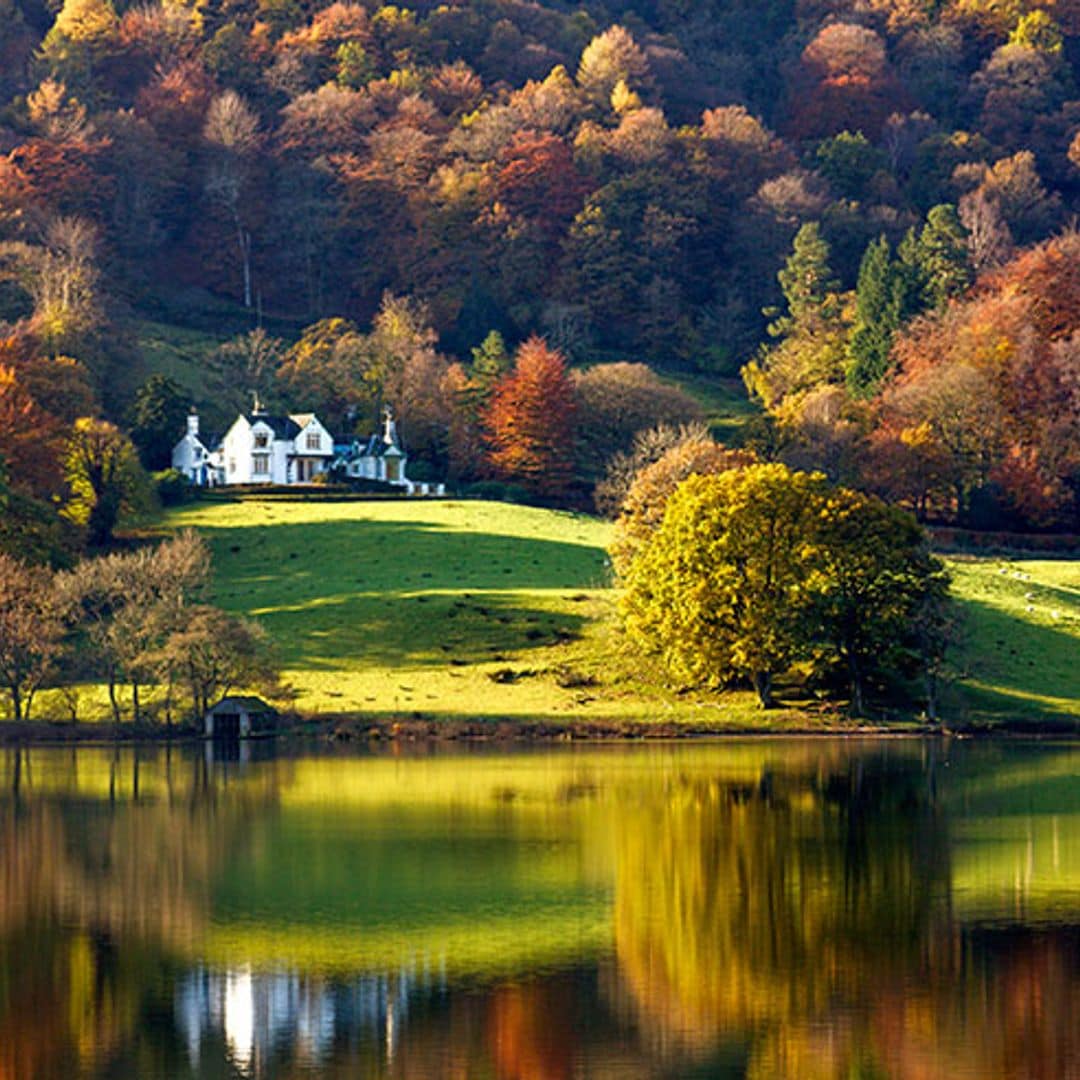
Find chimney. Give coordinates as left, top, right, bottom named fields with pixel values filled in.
left=187, top=410, right=199, bottom=437
left=383, top=406, right=399, bottom=448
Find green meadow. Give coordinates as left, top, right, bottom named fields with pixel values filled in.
left=947, top=558, right=1080, bottom=725
left=160, top=498, right=1080, bottom=729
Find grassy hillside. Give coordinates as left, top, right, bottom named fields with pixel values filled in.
left=161, top=499, right=1080, bottom=729
left=947, top=559, right=1080, bottom=725
left=166, top=498, right=809, bottom=727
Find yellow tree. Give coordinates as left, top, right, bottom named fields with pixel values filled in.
left=619, top=464, right=825, bottom=706
left=63, top=418, right=151, bottom=548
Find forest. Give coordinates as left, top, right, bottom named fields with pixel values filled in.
left=2, top=0, right=1080, bottom=564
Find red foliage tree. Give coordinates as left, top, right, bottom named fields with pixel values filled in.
left=7, top=138, right=110, bottom=216
left=786, top=23, right=906, bottom=141
left=0, top=366, right=65, bottom=498
left=495, top=130, right=590, bottom=238
left=482, top=336, right=577, bottom=499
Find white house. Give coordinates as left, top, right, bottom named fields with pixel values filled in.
left=220, top=410, right=334, bottom=485
left=172, top=406, right=333, bottom=486
left=173, top=404, right=442, bottom=492
left=171, top=412, right=219, bottom=487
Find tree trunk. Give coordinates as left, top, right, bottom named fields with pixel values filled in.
left=131, top=680, right=140, bottom=722
left=236, top=219, right=252, bottom=309
left=924, top=667, right=939, bottom=722
left=9, top=684, right=23, bottom=723
left=851, top=674, right=865, bottom=718
left=753, top=671, right=774, bottom=709
left=107, top=673, right=121, bottom=724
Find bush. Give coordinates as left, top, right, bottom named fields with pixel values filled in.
left=461, top=480, right=537, bottom=504
left=153, top=469, right=196, bottom=506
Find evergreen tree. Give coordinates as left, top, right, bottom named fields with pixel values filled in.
left=847, top=235, right=904, bottom=398
left=770, top=222, right=839, bottom=337
left=469, top=330, right=511, bottom=392
left=128, top=374, right=189, bottom=472
left=914, top=204, right=972, bottom=310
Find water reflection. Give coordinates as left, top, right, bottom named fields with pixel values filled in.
left=1, top=740, right=1078, bottom=1078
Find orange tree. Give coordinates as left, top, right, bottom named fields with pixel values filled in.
left=482, top=335, right=577, bottom=500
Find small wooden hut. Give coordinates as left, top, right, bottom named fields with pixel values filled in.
left=204, top=696, right=279, bottom=739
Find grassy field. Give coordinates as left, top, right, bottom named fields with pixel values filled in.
left=946, top=558, right=1080, bottom=725
left=165, top=497, right=823, bottom=727
left=158, top=497, right=1080, bottom=729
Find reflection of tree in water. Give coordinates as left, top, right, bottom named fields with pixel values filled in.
left=0, top=747, right=282, bottom=1079
left=610, top=758, right=1080, bottom=1079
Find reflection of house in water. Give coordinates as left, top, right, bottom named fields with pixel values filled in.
left=175, top=963, right=442, bottom=1075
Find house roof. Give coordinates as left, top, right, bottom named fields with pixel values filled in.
left=247, top=414, right=301, bottom=439
left=208, top=695, right=277, bottom=714
left=289, top=413, right=317, bottom=428
left=336, top=434, right=407, bottom=460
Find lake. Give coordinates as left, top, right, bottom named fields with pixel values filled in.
left=1, top=738, right=1078, bottom=1079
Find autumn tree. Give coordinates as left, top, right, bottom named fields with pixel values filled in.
left=277, top=317, right=370, bottom=429
left=577, top=26, right=652, bottom=108
left=610, top=434, right=754, bottom=573
left=618, top=464, right=948, bottom=711
left=482, top=336, right=577, bottom=499
left=619, top=465, right=826, bottom=706
left=788, top=23, right=902, bottom=140
left=807, top=489, right=948, bottom=715
left=39, top=0, right=119, bottom=99
left=594, top=421, right=710, bottom=519
left=63, top=418, right=152, bottom=547
left=0, top=366, right=65, bottom=497
left=572, top=362, right=703, bottom=485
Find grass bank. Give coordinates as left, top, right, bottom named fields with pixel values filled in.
left=156, top=498, right=1079, bottom=732
left=164, top=498, right=840, bottom=730
left=947, top=558, right=1080, bottom=727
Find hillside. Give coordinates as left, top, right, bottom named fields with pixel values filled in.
left=164, top=498, right=1080, bottom=729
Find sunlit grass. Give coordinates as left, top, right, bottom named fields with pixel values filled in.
left=161, top=498, right=820, bottom=726
left=137, top=501, right=1080, bottom=728
left=946, top=558, right=1080, bottom=725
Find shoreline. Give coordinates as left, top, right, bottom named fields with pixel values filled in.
left=1, top=714, right=1077, bottom=747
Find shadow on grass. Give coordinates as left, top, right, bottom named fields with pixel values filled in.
left=203, top=518, right=608, bottom=670
left=949, top=596, right=1080, bottom=725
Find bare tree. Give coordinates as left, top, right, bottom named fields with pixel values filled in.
left=0, top=216, right=101, bottom=350
left=959, top=190, right=1013, bottom=274
left=0, top=554, right=65, bottom=721
left=158, top=605, right=278, bottom=720
left=204, top=90, right=261, bottom=308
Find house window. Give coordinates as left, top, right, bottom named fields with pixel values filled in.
left=228, top=459, right=236, bottom=474
left=253, top=455, right=270, bottom=476
left=306, top=432, right=320, bottom=450
left=254, top=433, right=269, bottom=448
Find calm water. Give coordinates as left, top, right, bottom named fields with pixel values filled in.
left=1, top=739, right=1079, bottom=1079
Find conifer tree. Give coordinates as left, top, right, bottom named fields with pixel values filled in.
left=913, top=204, right=972, bottom=310
left=847, top=236, right=904, bottom=398
left=771, top=221, right=838, bottom=336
